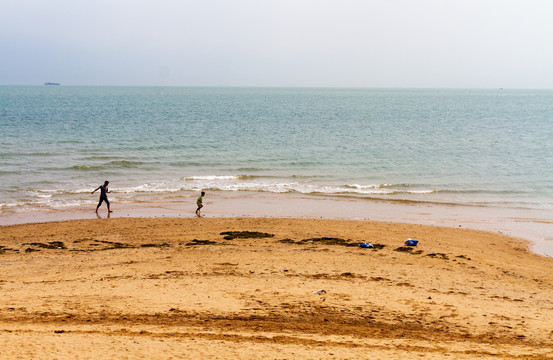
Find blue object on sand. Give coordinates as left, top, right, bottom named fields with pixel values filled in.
left=405, top=239, right=418, bottom=246
left=359, top=243, right=374, bottom=248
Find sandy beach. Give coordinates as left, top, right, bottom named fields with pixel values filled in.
left=1, top=217, right=553, bottom=359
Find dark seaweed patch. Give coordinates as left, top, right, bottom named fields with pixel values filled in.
left=426, top=253, right=449, bottom=260
left=93, top=240, right=135, bottom=249
left=74, top=237, right=96, bottom=243
left=186, top=239, right=218, bottom=246
left=26, top=241, right=66, bottom=250
left=277, top=238, right=297, bottom=244
left=299, top=237, right=356, bottom=247
left=140, top=243, right=171, bottom=248
left=394, top=247, right=423, bottom=255
left=220, top=231, right=275, bottom=240
left=278, top=239, right=385, bottom=250
left=68, top=238, right=141, bottom=252
left=0, top=246, right=19, bottom=254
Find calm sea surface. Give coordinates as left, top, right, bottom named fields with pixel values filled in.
left=1, top=86, right=552, bottom=216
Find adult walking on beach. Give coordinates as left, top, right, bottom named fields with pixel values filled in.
left=92, top=180, right=112, bottom=213
left=196, top=191, right=205, bottom=217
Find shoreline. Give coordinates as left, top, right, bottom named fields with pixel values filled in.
left=2, top=191, right=552, bottom=257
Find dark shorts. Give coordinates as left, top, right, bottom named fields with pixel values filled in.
left=98, top=196, right=110, bottom=207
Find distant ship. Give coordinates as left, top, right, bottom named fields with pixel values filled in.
left=44, top=82, right=60, bottom=85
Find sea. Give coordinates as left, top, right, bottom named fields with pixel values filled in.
left=1, top=86, right=552, bottom=253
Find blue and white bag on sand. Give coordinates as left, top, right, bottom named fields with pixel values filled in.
left=359, top=243, right=374, bottom=248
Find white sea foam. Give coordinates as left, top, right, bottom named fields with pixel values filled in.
left=2, top=176, right=447, bottom=215
left=0, top=202, right=22, bottom=209
left=47, top=199, right=93, bottom=208
left=118, top=183, right=183, bottom=194
left=166, top=176, right=435, bottom=196
left=347, top=183, right=393, bottom=189
left=36, top=194, right=53, bottom=198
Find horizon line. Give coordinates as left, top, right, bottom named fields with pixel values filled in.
left=2, top=84, right=552, bottom=91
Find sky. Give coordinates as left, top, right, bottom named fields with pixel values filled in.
left=1, top=0, right=553, bottom=88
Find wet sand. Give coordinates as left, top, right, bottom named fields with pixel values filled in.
left=2, top=191, right=553, bottom=256
left=1, top=217, right=553, bottom=359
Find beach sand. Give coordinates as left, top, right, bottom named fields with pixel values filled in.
left=1, top=217, right=553, bottom=359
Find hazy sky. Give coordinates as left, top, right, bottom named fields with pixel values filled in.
left=2, top=0, right=553, bottom=88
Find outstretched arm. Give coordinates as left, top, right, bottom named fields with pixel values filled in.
left=91, top=187, right=100, bottom=194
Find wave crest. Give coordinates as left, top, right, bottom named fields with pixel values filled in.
left=70, top=160, right=144, bottom=171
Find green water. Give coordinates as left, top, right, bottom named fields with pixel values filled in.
left=1, top=86, right=552, bottom=213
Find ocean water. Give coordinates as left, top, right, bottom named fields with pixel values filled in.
left=1, top=86, right=553, bottom=218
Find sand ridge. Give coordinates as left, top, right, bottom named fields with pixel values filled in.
left=1, top=217, right=553, bottom=359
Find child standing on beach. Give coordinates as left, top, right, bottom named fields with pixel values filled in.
left=196, top=191, right=205, bottom=217
left=92, top=180, right=112, bottom=213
